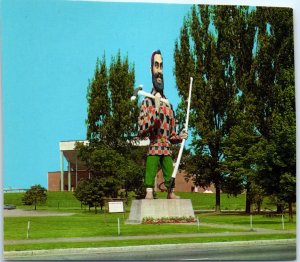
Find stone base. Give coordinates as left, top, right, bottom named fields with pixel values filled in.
left=126, top=199, right=195, bottom=224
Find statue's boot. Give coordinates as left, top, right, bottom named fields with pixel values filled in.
left=145, top=188, right=154, bottom=199
left=167, top=188, right=180, bottom=199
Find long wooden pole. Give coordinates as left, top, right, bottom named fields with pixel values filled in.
left=168, top=77, right=193, bottom=192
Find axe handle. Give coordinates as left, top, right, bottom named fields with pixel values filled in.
left=137, top=90, right=170, bottom=106
left=168, top=77, right=193, bottom=193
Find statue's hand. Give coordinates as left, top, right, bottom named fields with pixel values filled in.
left=154, top=92, right=161, bottom=113
left=180, top=131, right=188, bottom=140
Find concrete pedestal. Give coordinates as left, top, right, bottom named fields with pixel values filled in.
left=126, top=199, right=195, bottom=224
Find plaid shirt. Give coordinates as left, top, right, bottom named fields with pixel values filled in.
left=138, top=92, right=182, bottom=155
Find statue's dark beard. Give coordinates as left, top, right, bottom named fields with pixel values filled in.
left=152, top=72, right=164, bottom=93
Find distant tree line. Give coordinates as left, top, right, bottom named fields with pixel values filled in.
left=174, top=5, right=295, bottom=219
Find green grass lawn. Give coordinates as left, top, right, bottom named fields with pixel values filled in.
left=198, top=212, right=296, bottom=230
left=4, top=211, right=296, bottom=251
left=4, top=212, right=249, bottom=241
left=4, top=192, right=296, bottom=251
left=4, top=212, right=296, bottom=240
left=4, top=191, right=279, bottom=211
left=4, top=234, right=295, bottom=252
left=156, top=192, right=285, bottom=211
left=4, top=191, right=82, bottom=211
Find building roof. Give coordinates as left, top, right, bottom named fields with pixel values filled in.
left=59, top=140, right=89, bottom=170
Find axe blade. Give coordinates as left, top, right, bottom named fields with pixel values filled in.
left=131, top=85, right=143, bottom=101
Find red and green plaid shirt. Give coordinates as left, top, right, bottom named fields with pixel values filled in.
left=138, top=93, right=182, bottom=155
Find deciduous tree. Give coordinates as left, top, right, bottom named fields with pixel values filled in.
left=77, top=51, right=144, bottom=199
left=22, top=184, right=47, bottom=210
left=174, top=5, right=295, bottom=215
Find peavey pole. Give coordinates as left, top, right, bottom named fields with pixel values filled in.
left=131, top=85, right=170, bottom=106
left=168, top=77, right=193, bottom=194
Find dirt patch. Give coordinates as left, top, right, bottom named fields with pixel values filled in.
left=4, top=209, right=74, bottom=217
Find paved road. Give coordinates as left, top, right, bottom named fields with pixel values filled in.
left=4, top=239, right=296, bottom=261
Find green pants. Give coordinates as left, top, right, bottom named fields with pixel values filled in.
left=145, top=155, right=173, bottom=188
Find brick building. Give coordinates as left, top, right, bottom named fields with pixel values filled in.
left=48, top=140, right=215, bottom=193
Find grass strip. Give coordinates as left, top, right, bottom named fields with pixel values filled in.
left=4, top=215, right=248, bottom=240
left=4, top=233, right=295, bottom=252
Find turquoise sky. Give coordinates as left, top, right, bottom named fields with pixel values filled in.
left=2, top=0, right=298, bottom=190
left=2, top=0, right=193, bottom=189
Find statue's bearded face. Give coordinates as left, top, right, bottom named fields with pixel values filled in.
left=152, top=54, right=164, bottom=93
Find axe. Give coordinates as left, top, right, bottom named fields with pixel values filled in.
left=168, top=77, right=193, bottom=194
left=131, top=85, right=170, bottom=106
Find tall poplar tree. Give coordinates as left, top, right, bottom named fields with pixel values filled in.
left=174, top=5, right=295, bottom=215
left=86, top=55, right=110, bottom=144
left=77, top=51, right=144, bottom=199
left=217, top=6, right=260, bottom=213
left=175, top=5, right=240, bottom=212
left=250, top=7, right=295, bottom=218
left=108, top=52, right=138, bottom=151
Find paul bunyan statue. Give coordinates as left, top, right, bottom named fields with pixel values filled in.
left=138, top=50, right=188, bottom=199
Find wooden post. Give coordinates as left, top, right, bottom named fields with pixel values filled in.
left=27, top=221, right=30, bottom=239
left=117, top=218, right=120, bottom=236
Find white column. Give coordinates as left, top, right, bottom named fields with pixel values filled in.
left=68, top=162, right=71, bottom=192
left=60, top=151, right=64, bottom=191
